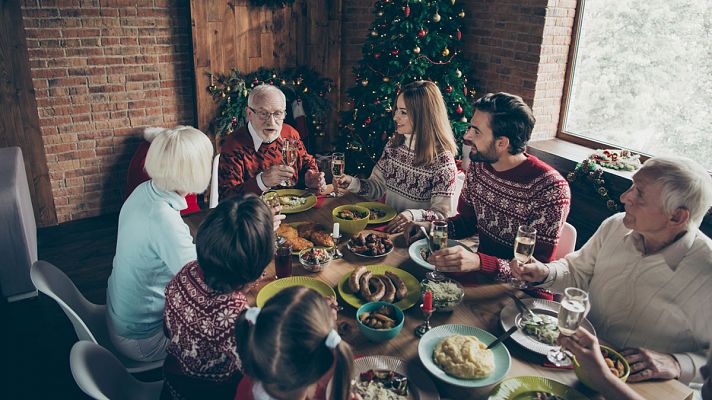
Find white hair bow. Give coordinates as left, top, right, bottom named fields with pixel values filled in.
left=245, top=306, right=261, bottom=325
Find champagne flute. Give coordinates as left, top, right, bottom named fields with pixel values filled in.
left=331, top=152, right=345, bottom=197
left=262, top=190, right=283, bottom=246
left=425, top=220, right=449, bottom=282
left=547, top=287, right=589, bottom=367
left=510, top=225, right=536, bottom=289
left=281, top=139, right=297, bottom=187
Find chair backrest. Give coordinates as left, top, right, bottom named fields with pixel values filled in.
left=555, top=222, right=577, bottom=260
left=450, top=170, right=466, bottom=216
left=209, top=153, right=220, bottom=209
left=30, top=260, right=99, bottom=343
left=70, top=341, right=163, bottom=400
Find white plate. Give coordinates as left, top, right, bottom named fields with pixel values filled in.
left=417, top=324, right=511, bottom=388
left=352, top=356, right=440, bottom=400
left=499, top=298, right=596, bottom=356
left=408, top=239, right=466, bottom=270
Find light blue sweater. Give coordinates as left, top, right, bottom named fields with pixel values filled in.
left=106, top=181, right=197, bottom=339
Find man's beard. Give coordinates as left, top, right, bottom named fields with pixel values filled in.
left=468, top=142, right=499, bottom=163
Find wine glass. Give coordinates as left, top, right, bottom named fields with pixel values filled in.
left=547, top=287, right=589, bottom=367
left=425, top=220, right=449, bottom=282
left=280, top=139, right=297, bottom=187
left=261, top=190, right=283, bottom=245
left=331, top=152, right=345, bottom=197
left=510, top=225, right=536, bottom=289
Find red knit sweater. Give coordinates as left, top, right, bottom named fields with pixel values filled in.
left=218, top=124, right=319, bottom=199
left=448, top=154, right=571, bottom=281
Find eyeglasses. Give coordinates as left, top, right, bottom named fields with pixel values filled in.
left=249, top=106, right=286, bottom=121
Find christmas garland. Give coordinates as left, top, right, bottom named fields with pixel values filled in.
left=249, top=0, right=295, bottom=7
left=566, top=150, right=641, bottom=212
left=208, top=67, right=333, bottom=138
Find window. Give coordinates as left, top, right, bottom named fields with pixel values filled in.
left=559, top=0, right=712, bottom=170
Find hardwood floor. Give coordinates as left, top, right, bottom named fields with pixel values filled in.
left=0, top=212, right=159, bottom=399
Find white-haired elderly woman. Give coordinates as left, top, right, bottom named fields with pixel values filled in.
left=106, top=126, right=213, bottom=362
left=513, top=155, right=712, bottom=384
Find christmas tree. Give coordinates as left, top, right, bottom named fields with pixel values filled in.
left=339, top=0, right=476, bottom=174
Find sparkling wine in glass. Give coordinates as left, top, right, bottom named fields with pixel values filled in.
left=281, top=139, right=297, bottom=187
left=331, top=152, right=345, bottom=197
left=510, top=225, right=536, bottom=289
left=547, top=287, right=589, bottom=367
left=426, top=220, right=449, bottom=282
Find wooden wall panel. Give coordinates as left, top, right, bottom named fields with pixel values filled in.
left=0, top=0, right=56, bottom=226
left=190, top=0, right=342, bottom=146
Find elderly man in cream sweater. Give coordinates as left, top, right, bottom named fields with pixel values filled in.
left=512, top=155, right=712, bottom=385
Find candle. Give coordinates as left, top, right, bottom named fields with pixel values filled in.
left=423, top=290, right=433, bottom=312
left=332, top=222, right=340, bottom=238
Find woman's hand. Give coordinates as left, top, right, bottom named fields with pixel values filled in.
left=385, top=211, right=414, bottom=233
left=403, top=221, right=431, bottom=244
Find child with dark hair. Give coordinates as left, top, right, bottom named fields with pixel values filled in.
left=161, top=194, right=275, bottom=399
left=234, top=286, right=354, bottom=400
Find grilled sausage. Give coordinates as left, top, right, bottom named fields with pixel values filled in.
left=385, top=271, right=408, bottom=300
left=360, top=274, right=385, bottom=302
left=348, top=266, right=367, bottom=293
left=379, top=275, right=396, bottom=303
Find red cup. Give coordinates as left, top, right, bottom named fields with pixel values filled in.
left=275, top=245, right=293, bottom=279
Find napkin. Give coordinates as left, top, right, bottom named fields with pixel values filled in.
left=314, top=195, right=328, bottom=209
left=369, top=223, right=389, bottom=232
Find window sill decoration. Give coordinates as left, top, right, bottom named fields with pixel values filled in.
left=566, top=150, right=641, bottom=212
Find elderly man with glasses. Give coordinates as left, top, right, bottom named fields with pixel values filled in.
left=218, top=84, right=326, bottom=199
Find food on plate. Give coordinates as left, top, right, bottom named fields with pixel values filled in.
left=432, top=335, right=495, bottom=379
left=279, top=195, right=307, bottom=207
left=368, top=208, right=387, bottom=220
left=601, top=347, right=627, bottom=378
left=299, top=247, right=331, bottom=265
left=348, top=268, right=409, bottom=304
left=275, top=224, right=299, bottom=240
left=520, top=314, right=559, bottom=346
left=285, top=236, right=314, bottom=252
left=309, top=230, right=335, bottom=247
left=358, top=306, right=399, bottom=330
left=519, top=392, right=564, bottom=400
left=349, top=231, right=394, bottom=257
left=336, top=208, right=368, bottom=220
left=297, top=222, right=317, bottom=238
left=419, top=247, right=431, bottom=262
left=421, top=279, right=464, bottom=310
left=354, top=369, right=409, bottom=400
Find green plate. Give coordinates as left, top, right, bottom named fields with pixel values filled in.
left=256, top=276, right=335, bottom=307
left=274, top=189, right=317, bottom=214
left=337, top=265, right=420, bottom=310
left=488, top=376, right=590, bottom=399
left=355, top=201, right=398, bottom=225
left=418, top=324, right=511, bottom=388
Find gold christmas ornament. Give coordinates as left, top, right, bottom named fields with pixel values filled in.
left=458, top=10, right=466, bottom=18
left=432, top=12, right=441, bottom=22
left=455, top=69, right=462, bottom=78
left=377, top=11, right=383, bottom=17
left=361, top=79, right=369, bottom=86
left=451, top=0, right=456, bottom=4
left=383, top=76, right=390, bottom=82
left=442, top=47, right=450, bottom=56
left=371, top=30, right=378, bottom=37
left=413, top=46, right=421, bottom=54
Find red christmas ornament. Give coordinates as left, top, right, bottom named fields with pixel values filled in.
left=418, top=28, right=426, bottom=38
left=464, top=86, right=468, bottom=96
left=456, top=29, right=462, bottom=40
left=374, top=52, right=381, bottom=59
left=456, top=105, right=463, bottom=114
left=231, top=116, right=238, bottom=127
left=364, top=117, right=372, bottom=125
left=445, top=85, right=453, bottom=93
left=391, top=49, right=399, bottom=56
left=404, top=5, right=410, bottom=17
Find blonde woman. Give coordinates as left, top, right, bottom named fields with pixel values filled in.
left=336, top=81, right=458, bottom=233
left=106, top=126, right=213, bottom=362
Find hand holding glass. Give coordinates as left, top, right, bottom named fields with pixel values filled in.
left=511, top=225, right=536, bottom=289
left=425, top=220, right=449, bottom=282
left=547, top=287, right=589, bottom=367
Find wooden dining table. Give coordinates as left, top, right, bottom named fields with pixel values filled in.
left=184, top=192, right=694, bottom=400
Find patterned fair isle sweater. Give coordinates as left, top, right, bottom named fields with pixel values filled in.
left=448, top=154, right=571, bottom=280
left=218, top=123, right=319, bottom=199
left=161, top=261, right=248, bottom=400
left=348, top=143, right=457, bottom=221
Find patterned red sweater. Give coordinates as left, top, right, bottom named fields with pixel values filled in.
left=448, top=154, right=571, bottom=280
left=218, top=124, right=319, bottom=199
left=162, top=261, right=248, bottom=400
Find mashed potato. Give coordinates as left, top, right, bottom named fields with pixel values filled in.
left=432, top=335, right=495, bottom=379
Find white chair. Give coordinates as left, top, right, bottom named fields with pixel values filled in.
left=209, top=153, right=220, bottom=209
left=449, top=170, right=466, bottom=216
left=555, top=222, right=577, bottom=260
left=70, top=341, right=163, bottom=400
left=30, top=260, right=163, bottom=373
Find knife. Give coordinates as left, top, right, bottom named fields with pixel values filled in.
left=487, top=325, right=518, bottom=349
left=507, top=293, right=543, bottom=324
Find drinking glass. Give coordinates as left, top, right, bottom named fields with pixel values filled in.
left=547, top=287, right=589, bottom=367
left=262, top=190, right=283, bottom=246
left=274, top=244, right=293, bottom=280
left=510, top=225, right=536, bottom=289
left=281, top=139, right=297, bottom=187
left=331, top=152, right=345, bottom=197
left=425, top=220, right=449, bottom=282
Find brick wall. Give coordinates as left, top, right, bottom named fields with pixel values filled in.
left=340, top=0, right=377, bottom=110
left=22, top=0, right=196, bottom=224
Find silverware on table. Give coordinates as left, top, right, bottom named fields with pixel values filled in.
left=487, top=325, right=518, bottom=349
left=508, top=293, right=543, bottom=324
